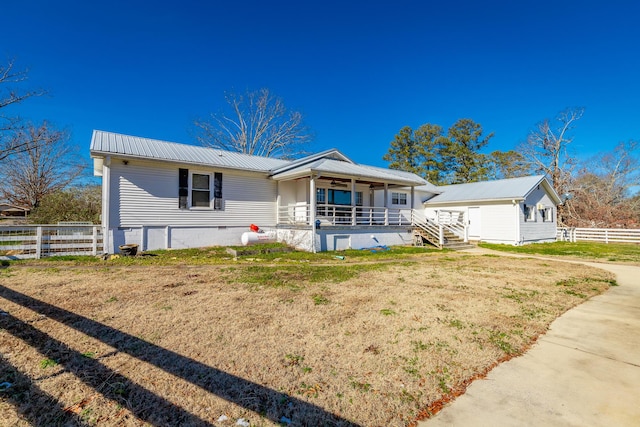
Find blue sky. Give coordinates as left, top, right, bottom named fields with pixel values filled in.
left=3, top=0, right=639, bottom=172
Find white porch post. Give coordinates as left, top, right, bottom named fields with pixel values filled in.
left=276, top=181, right=280, bottom=225
left=310, top=175, right=317, bottom=253
left=384, top=184, right=389, bottom=225
left=409, top=186, right=415, bottom=226
left=351, top=178, right=356, bottom=225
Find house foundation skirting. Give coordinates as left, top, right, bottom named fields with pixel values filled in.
left=276, top=225, right=414, bottom=252
left=110, top=225, right=254, bottom=253
left=108, top=224, right=415, bottom=253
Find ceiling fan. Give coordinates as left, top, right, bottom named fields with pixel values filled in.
left=330, top=179, right=348, bottom=188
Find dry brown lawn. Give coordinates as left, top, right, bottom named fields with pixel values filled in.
left=0, top=252, right=614, bottom=426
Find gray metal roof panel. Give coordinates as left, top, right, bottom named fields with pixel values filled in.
left=90, top=130, right=290, bottom=172
left=269, top=148, right=353, bottom=174
left=426, top=175, right=549, bottom=204
left=272, top=157, right=427, bottom=185
left=91, top=131, right=428, bottom=185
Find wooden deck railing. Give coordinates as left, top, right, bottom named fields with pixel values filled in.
left=277, top=204, right=412, bottom=226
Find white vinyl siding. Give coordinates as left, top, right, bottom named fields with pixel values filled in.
left=110, top=161, right=277, bottom=228
left=520, top=187, right=557, bottom=242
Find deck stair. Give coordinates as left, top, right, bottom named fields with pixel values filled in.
left=412, top=212, right=475, bottom=250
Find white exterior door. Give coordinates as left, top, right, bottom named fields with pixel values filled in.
left=468, top=207, right=481, bottom=239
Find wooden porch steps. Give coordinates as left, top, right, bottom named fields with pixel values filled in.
left=412, top=227, right=475, bottom=251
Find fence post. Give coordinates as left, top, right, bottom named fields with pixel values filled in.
left=35, top=226, right=42, bottom=259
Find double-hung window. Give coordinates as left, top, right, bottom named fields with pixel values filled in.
left=524, top=204, right=536, bottom=222
left=191, top=173, right=211, bottom=207
left=392, top=192, right=407, bottom=205
left=179, top=168, right=223, bottom=210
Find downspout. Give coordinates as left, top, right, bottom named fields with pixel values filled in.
left=102, top=156, right=111, bottom=254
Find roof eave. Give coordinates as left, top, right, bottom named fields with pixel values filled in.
left=89, top=150, right=273, bottom=175
left=425, top=197, right=526, bottom=206
left=271, top=167, right=426, bottom=186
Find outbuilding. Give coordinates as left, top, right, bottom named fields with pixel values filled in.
left=420, top=175, right=561, bottom=245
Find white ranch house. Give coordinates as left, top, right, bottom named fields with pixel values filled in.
left=90, top=131, right=560, bottom=253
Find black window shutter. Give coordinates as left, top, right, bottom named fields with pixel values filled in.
left=179, top=168, right=189, bottom=208
left=213, top=172, right=223, bottom=210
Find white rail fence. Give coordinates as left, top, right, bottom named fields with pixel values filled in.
left=557, top=227, right=640, bottom=244
left=0, top=225, right=103, bottom=259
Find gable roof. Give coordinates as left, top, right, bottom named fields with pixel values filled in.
left=269, top=148, right=354, bottom=175
left=425, top=175, right=561, bottom=205
left=90, top=130, right=290, bottom=173
left=270, top=157, right=428, bottom=186
left=91, top=130, right=428, bottom=186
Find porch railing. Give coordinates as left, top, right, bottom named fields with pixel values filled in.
left=277, top=204, right=412, bottom=226
left=437, top=210, right=468, bottom=241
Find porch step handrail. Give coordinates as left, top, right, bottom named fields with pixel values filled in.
left=437, top=210, right=467, bottom=242
left=411, top=210, right=443, bottom=248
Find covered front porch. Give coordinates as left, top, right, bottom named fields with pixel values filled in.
left=267, top=148, right=444, bottom=251
left=275, top=176, right=417, bottom=227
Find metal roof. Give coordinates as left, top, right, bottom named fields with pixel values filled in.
left=90, top=130, right=290, bottom=172
left=270, top=148, right=353, bottom=174
left=91, top=130, right=428, bottom=186
left=425, top=175, right=560, bottom=204
left=270, top=157, right=428, bottom=186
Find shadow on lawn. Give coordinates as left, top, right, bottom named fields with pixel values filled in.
left=0, top=285, right=359, bottom=426
left=0, top=353, right=86, bottom=426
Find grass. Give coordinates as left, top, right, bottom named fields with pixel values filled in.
left=1, top=243, right=440, bottom=268
left=480, top=241, right=640, bottom=264
left=0, top=247, right=616, bottom=426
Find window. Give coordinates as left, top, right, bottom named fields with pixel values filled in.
left=191, top=173, right=210, bottom=207
left=524, top=204, right=536, bottom=222
left=540, top=207, right=554, bottom=222
left=178, top=169, right=222, bottom=210
left=329, top=189, right=351, bottom=205
left=392, top=192, right=407, bottom=205
left=316, top=188, right=326, bottom=204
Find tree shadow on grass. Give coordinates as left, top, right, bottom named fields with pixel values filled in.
left=0, top=285, right=359, bottom=426
left=0, top=353, right=87, bottom=426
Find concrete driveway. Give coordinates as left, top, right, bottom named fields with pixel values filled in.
left=419, top=252, right=640, bottom=426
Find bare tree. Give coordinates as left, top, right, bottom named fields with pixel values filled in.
left=518, top=108, right=585, bottom=224
left=565, top=141, right=640, bottom=227
left=0, top=122, right=84, bottom=209
left=194, top=88, right=312, bottom=159
left=0, top=59, right=45, bottom=161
